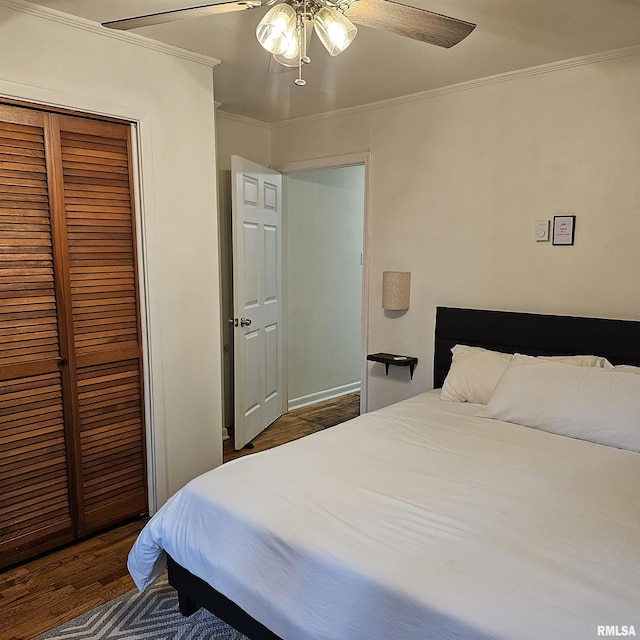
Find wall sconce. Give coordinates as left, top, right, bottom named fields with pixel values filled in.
left=382, top=271, right=411, bottom=310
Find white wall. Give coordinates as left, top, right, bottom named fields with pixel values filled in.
left=286, top=166, right=364, bottom=408
left=271, top=51, right=640, bottom=411
left=0, top=0, right=224, bottom=505
left=215, top=112, right=272, bottom=172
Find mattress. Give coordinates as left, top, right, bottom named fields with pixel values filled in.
left=128, top=391, right=640, bottom=640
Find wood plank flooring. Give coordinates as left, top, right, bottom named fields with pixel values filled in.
left=0, top=392, right=360, bottom=640
left=224, top=391, right=360, bottom=462
left=0, top=519, right=147, bottom=640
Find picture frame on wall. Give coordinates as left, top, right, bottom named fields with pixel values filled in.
left=552, top=215, right=576, bottom=246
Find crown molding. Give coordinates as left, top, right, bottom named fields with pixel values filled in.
left=271, top=43, right=640, bottom=128
left=0, top=0, right=221, bottom=68
left=216, top=110, right=272, bottom=128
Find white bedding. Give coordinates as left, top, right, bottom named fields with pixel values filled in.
left=129, top=391, right=640, bottom=640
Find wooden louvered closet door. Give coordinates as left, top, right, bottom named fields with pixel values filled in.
left=0, top=104, right=147, bottom=568
left=0, top=105, right=75, bottom=566
left=56, top=115, right=147, bottom=535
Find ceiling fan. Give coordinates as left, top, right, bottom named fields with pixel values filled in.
left=103, top=0, right=476, bottom=86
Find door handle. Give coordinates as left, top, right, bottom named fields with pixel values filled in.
left=229, top=318, right=252, bottom=327
left=57, top=358, right=68, bottom=369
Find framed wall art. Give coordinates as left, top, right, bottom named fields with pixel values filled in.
left=552, top=215, right=576, bottom=246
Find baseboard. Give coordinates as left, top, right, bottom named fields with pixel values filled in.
left=288, top=382, right=361, bottom=411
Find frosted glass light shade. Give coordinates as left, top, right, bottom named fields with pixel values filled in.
left=272, top=20, right=312, bottom=67
left=313, top=7, right=357, bottom=56
left=382, top=271, right=411, bottom=310
left=256, top=3, right=297, bottom=55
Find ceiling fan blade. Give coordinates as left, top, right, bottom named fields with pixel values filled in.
left=102, top=1, right=264, bottom=31
left=345, top=0, right=476, bottom=48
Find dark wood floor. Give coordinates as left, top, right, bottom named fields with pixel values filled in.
left=224, top=391, right=360, bottom=461
left=0, top=519, right=147, bottom=640
left=0, top=392, right=360, bottom=640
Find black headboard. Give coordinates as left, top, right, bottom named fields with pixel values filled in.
left=434, top=307, right=640, bottom=389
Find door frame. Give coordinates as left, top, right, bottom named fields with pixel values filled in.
left=275, top=152, right=372, bottom=415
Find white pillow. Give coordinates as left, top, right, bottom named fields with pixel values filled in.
left=614, top=364, right=640, bottom=375
left=535, top=354, right=610, bottom=368
left=440, top=345, right=512, bottom=404
left=439, top=346, right=607, bottom=405
left=478, top=355, right=640, bottom=452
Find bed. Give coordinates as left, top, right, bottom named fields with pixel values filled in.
left=128, top=307, right=640, bottom=640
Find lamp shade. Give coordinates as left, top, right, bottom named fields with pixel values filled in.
left=272, top=19, right=313, bottom=66
left=256, top=3, right=297, bottom=55
left=382, top=271, right=410, bottom=310
left=313, top=7, right=357, bottom=56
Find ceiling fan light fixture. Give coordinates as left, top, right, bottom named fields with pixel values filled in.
left=256, top=3, right=297, bottom=55
left=103, top=0, right=477, bottom=91
left=313, top=6, right=357, bottom=56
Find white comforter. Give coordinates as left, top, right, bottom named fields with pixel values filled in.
left=129, top=391, right=640, bottom=640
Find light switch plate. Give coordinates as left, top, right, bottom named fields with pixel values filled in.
left=535, top=219, right=550, bottom=242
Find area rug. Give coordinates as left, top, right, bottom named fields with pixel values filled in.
left=34, top=576, right=247, bottom=640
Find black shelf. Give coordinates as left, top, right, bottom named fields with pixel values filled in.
left=367, top=353, right=418, bottom=379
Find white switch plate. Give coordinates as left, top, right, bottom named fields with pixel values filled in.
left=535, top=219, right=550, bottom=242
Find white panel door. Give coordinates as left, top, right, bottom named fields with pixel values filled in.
left=232, top=156, right=283, bottom=450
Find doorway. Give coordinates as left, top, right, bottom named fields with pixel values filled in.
left=284, top=165, right=365, bottom=410
left=220, top=155, right=369, bottom=443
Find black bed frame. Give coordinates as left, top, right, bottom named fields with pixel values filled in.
left=167, top=555, right=282, bottom=639
left=168, top=306, right=640, bottom=640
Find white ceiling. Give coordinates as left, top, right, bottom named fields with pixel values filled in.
left=32, top=0, right=640, bottom=122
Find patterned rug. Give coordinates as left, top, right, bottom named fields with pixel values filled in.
left=34, top=576, right=248, bottom=640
